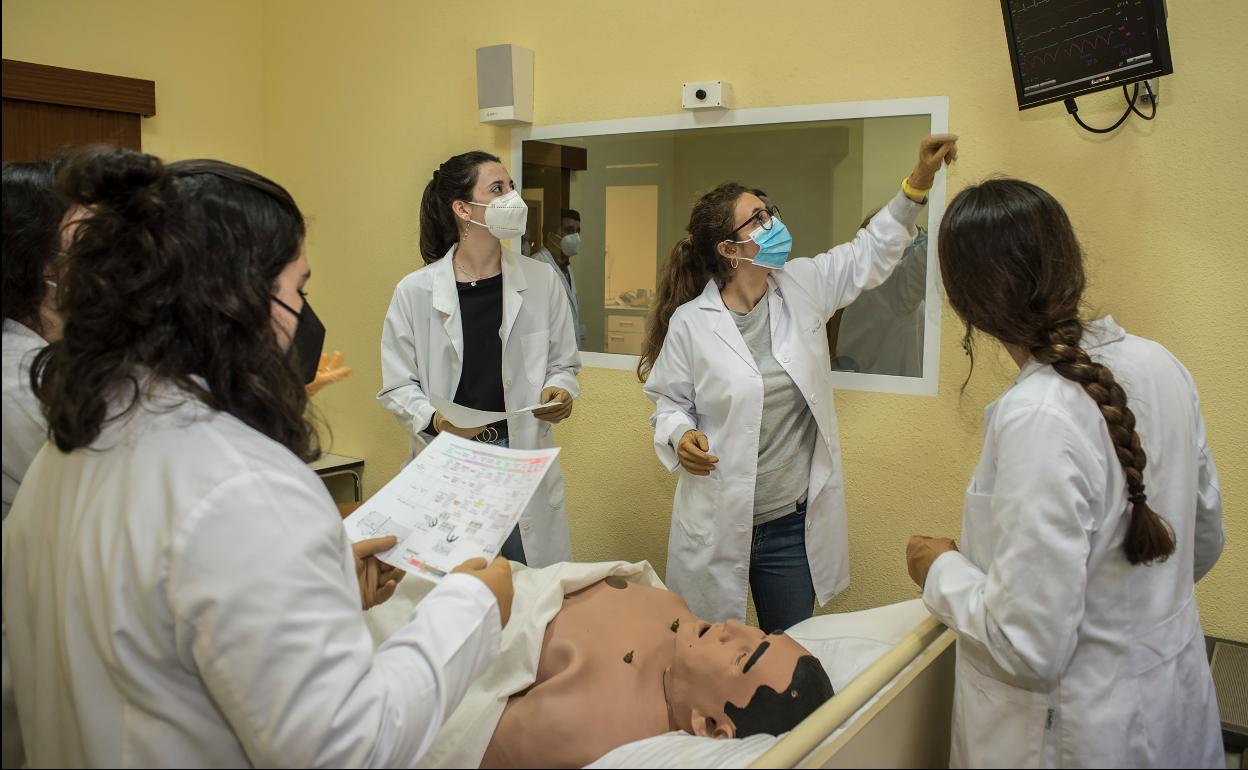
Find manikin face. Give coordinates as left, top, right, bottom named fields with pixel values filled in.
left=665, top=618, right=813, bottom=738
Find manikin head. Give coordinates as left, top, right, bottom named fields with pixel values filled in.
left=664, top=618, right=834, bottom=739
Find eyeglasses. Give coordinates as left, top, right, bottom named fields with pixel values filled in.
left=728, top=205, right=781, bottom=239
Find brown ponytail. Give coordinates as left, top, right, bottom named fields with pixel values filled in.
left=637, top=182, right=745, bottom=381
left=418, top=151, right=499, bottom=264
left=939, top=178, right=1175, bottom=566
left=1030, top=321, right=1175, bottom=564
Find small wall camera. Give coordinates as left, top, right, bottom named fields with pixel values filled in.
left=682, top=81, right=732, bottom=110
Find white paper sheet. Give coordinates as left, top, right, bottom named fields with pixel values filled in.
left=342, top=433, right=558, bottom=579
left=429, top=393, right=560, bottom=430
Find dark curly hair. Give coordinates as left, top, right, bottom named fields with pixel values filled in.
left=939, top=178, right=1174, bottom=565
left=2, top=160, right=67, bottom=334
left=32, top=146, right=320, bottom=461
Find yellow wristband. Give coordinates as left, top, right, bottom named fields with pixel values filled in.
left=901, top=177, right=930, bottom=202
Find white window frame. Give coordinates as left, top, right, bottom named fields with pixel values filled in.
left=511, top=96, right=949, bottom=396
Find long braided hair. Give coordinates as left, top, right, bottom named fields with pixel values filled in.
left=939, top=178, right=1174, bottom=565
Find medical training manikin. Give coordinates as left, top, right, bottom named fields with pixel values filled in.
left=366, top=561, right=833, bottom=768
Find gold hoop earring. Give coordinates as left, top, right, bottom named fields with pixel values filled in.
left=731, top=256, right=740, bottom=270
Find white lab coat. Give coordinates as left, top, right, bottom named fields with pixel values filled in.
left=532, top=247, right=586, bottom=348
left=836, top=230, right=927, bottom=377
left=1, top=379, right=502, bottom=767
left=378, top=246, right=581, bottom=567
left=644, top=194, right=923, bottom=622
left=924, top=317, right=1224, bottom=769
left=2, top=318, right=48, bottom=521
left=1, top=319, right=49, bottom=770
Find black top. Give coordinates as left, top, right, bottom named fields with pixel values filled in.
left=449, top=273, right=507, bottom=440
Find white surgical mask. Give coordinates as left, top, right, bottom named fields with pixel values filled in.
left=467, top=189, right=528, bottom=240
left=560, top=232, right=581, bottom=257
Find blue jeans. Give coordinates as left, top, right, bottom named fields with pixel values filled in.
left=749, top=501, right=815, bottom=634
left=483, top=436, right=528, bottom=565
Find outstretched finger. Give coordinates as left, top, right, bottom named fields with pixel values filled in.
left=353, top=535, right=398, bottom=559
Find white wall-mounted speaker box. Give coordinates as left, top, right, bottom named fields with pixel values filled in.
left=476, top=44, right=533, bottom=125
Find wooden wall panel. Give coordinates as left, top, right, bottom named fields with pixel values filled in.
left=2, top=59, right=155, bottom=116
left=2, top=98, right=140, bottom=162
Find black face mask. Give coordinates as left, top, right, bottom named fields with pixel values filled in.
left=273, top=293, right=325, bottom=384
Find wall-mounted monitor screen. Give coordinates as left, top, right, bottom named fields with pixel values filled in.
left=1001, top=0, right=1173, bottom=109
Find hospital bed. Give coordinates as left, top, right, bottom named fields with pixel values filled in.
left=753, top=614, right=954, bottom=769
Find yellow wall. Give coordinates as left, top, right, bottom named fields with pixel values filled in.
left=6, top=1, right=1245, bottom=641
left=1, top=0, right=265, bottom=170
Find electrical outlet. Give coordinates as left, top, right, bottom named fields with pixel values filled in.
left=1137, top=78, right=1160, bottom=105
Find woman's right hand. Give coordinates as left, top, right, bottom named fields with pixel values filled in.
left=452, top=556, right=514, bottom=627
left=433, top=411, right=487, bottom=440
left=907, top=134, right=959, bottom=192
left=677, top=430, right=718, bottom=476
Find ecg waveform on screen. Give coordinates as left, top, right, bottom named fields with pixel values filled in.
left=1023, top=27, right=1117, bottom=68
left=1011, top=0, right=1103, bottom=15
left=1015, top=8, right=1112, bottom=46
left=1008, top=0, right=1154, bottom=92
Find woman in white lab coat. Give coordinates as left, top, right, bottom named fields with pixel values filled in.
left=2, top=148, right=514, bottom=767
left=907, top=179, right=1224, bottom=768
left=834, top=224, right=928, bottom=377
left=641, top=135, right=958, bottom=630
left=379, top=151, right=581, bottom=566
left=1, top=161, right=66, bottom=521
left=1, top=159, right=68, bottom=770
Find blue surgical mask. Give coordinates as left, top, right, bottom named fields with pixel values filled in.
left=730, top=217, right=793, bottom=270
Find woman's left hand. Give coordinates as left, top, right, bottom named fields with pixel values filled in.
left=353, top=535, right=406, bottom=609
left=906, top=535, right=958, bottom=589
left=533, top=387, right=574, bottom=423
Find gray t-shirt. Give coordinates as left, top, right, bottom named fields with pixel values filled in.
left=731, top=298, right=819, bottom=525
